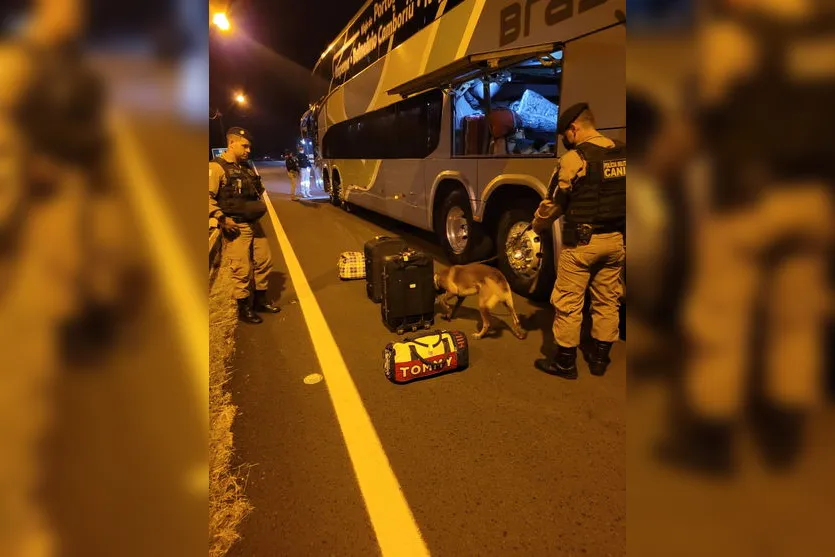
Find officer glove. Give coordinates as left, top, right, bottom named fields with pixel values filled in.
left=219, top=216, right=241, bottom=239
left=531, top=200, right=559, bottom=234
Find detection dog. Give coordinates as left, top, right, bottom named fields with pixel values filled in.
left=434, top=263, right=526, bottom=340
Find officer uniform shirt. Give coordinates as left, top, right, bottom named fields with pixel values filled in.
left=535, top=135, right=616, bottom=223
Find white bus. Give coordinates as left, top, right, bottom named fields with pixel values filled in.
left=302, top=0, right=625, bottom=299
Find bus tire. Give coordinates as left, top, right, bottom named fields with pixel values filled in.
left=496, top=203, right=555, bottom=302
left=436, top=189, right=491, bottom=264
left=330, top=179, right=341, bottom=207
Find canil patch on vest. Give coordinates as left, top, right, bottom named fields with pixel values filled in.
left=603, top=159, right=626, bottom=180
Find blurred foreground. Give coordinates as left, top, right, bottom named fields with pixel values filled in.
left=1, top=1, right=207, bottom=555
left=628, top=1, right=835, bottom=555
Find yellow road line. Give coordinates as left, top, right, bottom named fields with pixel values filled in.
left=263, top=194, right=430, bottom=557
left=110, top=111, right=208, bottom=429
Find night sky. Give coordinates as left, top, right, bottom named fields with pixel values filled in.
left=210, top=0, right=366, bottom=156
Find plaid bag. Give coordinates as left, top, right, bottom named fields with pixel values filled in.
left=338, top=251, right=366, bottom=280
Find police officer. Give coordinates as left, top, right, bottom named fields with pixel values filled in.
left=531, top=103, right=626, bottom=379
left=209, top=127, right=281, bottom=323
left=296, top=145, right=312, bottom=198
left=284, top=149, right=301, bottom=200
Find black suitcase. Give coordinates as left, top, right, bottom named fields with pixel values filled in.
left=365, top=236, right=408, bottom=303
left=381, top=250, right=436, bottom=334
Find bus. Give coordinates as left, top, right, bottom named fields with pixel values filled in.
left=302, top=0, right=625, bottom=300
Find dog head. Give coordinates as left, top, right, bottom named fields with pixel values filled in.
left=433, top=269, right=448, bottom=295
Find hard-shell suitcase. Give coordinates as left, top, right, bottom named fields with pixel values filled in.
left=365, top=236, right=408, bottom=302
left=381, top=249, right=435, bottom=334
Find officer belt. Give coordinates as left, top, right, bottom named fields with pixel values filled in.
left=566, top=223, right=623, bottom=234
left=230, top=216, right=255, bottom=224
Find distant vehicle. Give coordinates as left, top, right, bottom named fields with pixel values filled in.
left=303, top=0, right=626, bottom=300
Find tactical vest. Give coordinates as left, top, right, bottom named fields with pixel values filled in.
left=564, top=141, right=626, bottom=230
left=213, top=157, right=267, bottom=222
left=703, top=12, right=835, bottom=210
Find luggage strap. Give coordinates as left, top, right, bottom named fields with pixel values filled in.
left=408, top=342, right=451, bottom=371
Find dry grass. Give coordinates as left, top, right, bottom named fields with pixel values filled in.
left=209, top=256, right=252, bottom=557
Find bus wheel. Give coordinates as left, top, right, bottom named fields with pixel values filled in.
left=496, top=203, right=555, bottom=301
left=330, top=179, right=341, bottom=207
left=436, top=189, right=491, bottom=264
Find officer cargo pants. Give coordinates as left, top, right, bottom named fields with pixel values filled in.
left=552, top=232, right=625, bottom=347
left=224, top=221, right=273, bottom=300
left=683, top=185, right=832, bottom=420
left=288, top=170, right=300, bottom=198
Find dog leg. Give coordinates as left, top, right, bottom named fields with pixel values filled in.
left=439, top=294, right=453, bottom=320
left=472, top=306, right=492, bottom=339
left=441, top=293, right=459, bottom=320
left=504, top=299, right=527, bottom=340
left=450, top=295, right=465, bottom=320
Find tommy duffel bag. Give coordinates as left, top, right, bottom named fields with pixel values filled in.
left=383, top=330, right=469, bottom=384
left=338, top=251, right=366, bottom=280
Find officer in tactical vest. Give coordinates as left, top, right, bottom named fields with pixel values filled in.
left=209, top=127, right=281, bottom=323
left=531, top=103, right=626, bottom=379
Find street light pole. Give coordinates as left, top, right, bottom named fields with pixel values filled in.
left=211, top=93, right=247, bottom=138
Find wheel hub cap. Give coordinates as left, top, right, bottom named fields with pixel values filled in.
left=506, top=221, right=543, bottom=279
left=446, top=207, right=469, bottom=254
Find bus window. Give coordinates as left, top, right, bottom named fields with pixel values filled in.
left=452, top=50, right=562, bottom=157
left=322, top=89, right=443, bottom=159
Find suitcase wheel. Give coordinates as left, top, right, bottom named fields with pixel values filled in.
left=424, top=322, right=431, bottom=330
left=411, top=325, right=418, bottom=332
left=396, top=328, right=405, bottom=335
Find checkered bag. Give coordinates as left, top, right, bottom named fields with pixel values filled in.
left=338, top=251, right=366, bottom=280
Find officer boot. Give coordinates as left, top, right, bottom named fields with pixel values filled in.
left=584, top=339, right=614, bottom=376
left=535, top=345, right=578, bottom=380
left=254, top=290, right=281, bottom=313
left=237, top=298, right=262, bottom=324
left=655, top=413, right=735, bottom=478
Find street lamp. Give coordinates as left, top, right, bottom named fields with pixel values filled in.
left=211, top=92, right=249, bottom=137
left=212, top=12, right=231, bottom=31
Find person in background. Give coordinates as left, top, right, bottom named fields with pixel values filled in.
left=283, top=149, right=301, bottom=201
left=296, top=145, right=312, bottom=198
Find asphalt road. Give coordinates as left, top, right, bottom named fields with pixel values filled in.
left=228, top=163, right=627, bottom=556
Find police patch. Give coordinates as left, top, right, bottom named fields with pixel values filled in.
left=603, top=159, right=626, bottom=180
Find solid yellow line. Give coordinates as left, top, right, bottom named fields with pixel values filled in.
left=110, top=112, right=208, bottom=429
left=263, top=195, right=430, bottom=557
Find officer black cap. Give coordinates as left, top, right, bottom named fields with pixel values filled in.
left=227, top=127, right=254, bottom=142
left=557, top=102, right=589, bottom=135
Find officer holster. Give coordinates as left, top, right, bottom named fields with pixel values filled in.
left=562, top=223, right=623, bottom=247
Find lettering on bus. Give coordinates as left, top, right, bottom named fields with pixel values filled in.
left=603, top=159, right=626, bottom=179
left=330, top=0, right=465, bottom=84
left=499, top=0, right=609, bottom=47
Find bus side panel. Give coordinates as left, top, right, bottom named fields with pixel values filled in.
left=377, top=161, right=430, bottom=230
left=467, top=0, right=626, bottom=54
left=558, top=24, right=626, bottom=148
left=475, top=159, right=554, bottom=205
